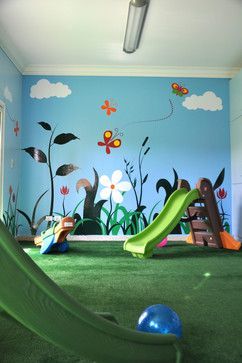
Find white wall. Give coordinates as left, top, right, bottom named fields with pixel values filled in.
left=0, top=47, right=22, bottom=234
left=230, top=69, right=242, bottom=240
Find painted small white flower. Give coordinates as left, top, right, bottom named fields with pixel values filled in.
left=100, top=170, right=131, bottom=203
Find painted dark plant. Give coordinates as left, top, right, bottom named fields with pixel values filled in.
left=156, top=168, right=181, bottom=234
left=17, top=190, right=48, bottom=235
left=22, top=121, right=79, bottom=230
left=124, top=136, right=150, bottom=233
left=213, top=168, right=225, bottom=191
left=213, top=168, right=230, bottom=232
left=73, top=168, right=107, bottom=234
left=3, top=185, right=20, bottom=236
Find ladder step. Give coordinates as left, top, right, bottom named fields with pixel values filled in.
left=194, top=198, right=205, bottom=203
left=191, top=219, right=210, bottom=231
left=188, top=206, right=207, bottom=218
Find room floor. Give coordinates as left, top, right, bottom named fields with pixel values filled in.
left=1, top=241, right=242, bottom=363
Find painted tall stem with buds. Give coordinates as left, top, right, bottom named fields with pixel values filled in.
left=22, top=121, right=79, bottom=230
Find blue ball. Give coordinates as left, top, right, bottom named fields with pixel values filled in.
left=136, top=304, right=182, bottom=338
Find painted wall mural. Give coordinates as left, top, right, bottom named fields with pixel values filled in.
left=19, top=75, right=231, bottom=236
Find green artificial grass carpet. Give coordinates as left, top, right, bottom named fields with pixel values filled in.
left=1, top=241, right=242, bottom=363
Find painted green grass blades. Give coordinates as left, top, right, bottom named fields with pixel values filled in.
left=123, top=188, right=200, bottom=258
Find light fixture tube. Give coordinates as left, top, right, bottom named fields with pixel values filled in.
left=123, top=0, right=149, bottom=53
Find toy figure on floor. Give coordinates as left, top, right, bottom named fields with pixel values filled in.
left=34, top=216, right=75, bottom=254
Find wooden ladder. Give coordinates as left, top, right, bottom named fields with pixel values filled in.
left=178, top=178, right=223, bottom=248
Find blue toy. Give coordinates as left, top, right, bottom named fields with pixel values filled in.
left=136, top=304, right=182, bottom=338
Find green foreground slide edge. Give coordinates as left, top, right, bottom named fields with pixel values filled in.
left=0, top=221, right=182, bottom=363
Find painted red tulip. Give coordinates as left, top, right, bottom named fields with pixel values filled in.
left=216, top=188, right=227, bottom=199
left=9, top=185, right=13, bottom=195
left=60, top=186, right=69, bottom=195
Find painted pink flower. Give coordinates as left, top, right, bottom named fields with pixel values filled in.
left=9, top=185, right=13, bottom=195
left=216, top=188, right=227, bottom=199
left=60, top=186, right=69, bottom=196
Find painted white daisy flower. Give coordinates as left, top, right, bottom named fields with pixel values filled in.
left=100, top=170, right=131, bottom=203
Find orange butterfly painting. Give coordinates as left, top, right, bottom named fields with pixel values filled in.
left=98, top=130, right=122, bottom=154
left=171, top=83, right=189, bottom=97
left=101, top=100, right=117, bottom=116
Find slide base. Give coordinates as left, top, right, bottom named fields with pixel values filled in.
left=220, top=231, right=241, bottom=251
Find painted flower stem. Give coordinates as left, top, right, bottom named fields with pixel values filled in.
left=106, top=196, right=113, bottom=234
left=62, top=197, right=66, bottom=217
left=12, top=186, right=19, bottom=235
left=125, top=137, right=149, bottom=210
left=138, top=145, right=148, bottom=206
left=219, top=200, right=226, bottom=226
left=125, top=164, right=139, bottom=206
left=138, top=147, right=143, bottom=206
left=47, top=128, right=56, bottom=226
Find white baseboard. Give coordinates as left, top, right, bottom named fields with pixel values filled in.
left=67, top=234, right=188, bottom=242
left=16, top=234, right=189, bottom=242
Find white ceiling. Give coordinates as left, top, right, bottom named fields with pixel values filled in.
left=0, top=0, right=242, bottom=77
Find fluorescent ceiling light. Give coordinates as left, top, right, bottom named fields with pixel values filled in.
left=123, top=0, right=149, bottom=53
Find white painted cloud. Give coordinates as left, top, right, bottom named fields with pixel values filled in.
left=30, top=79, right=72, bottom=99
left=4, top=86, right=13, bottom=102
left=182, top=91, right=223, bottom=111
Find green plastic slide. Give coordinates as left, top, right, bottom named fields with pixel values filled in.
left=124, top=188, right=200, bottom=259
left=0, top=220, right=182, bottom=363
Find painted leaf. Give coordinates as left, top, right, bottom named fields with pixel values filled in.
left=133, top=177, right=137, bottom=189
left=153, top=212, right=159, bottom=220
left=91, top=168, right=99, bottom=196
left=156, top=179, right=172, bottom=194
left=31, top=190, right=48, bottom=225
left=82, top=169, right=100, bottom=219
left=22, top=147, right=47, bottom=163
left=56, top=164, right=79, bottom=176
left=17, top=209, right=32, bottom=227
left=38, top=121, right=51, bottom=131
left=35, top=216, right=47, bottom=230
left=54, top=133, right=79, bottom=145
left=76, top=179, right=92, bottom=192
left=94, top=200, right=107, bottom=218
left=142, top=136, right=149, bottom=147
left=213, top=168, right=225, bottom=190
left=136, top=205, right=146, bottom=213
left=144, top=147, right=150, bottom=155
left=172, top=168, right=179, bottom=190
left=142, top=174, right=148, bottom=184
